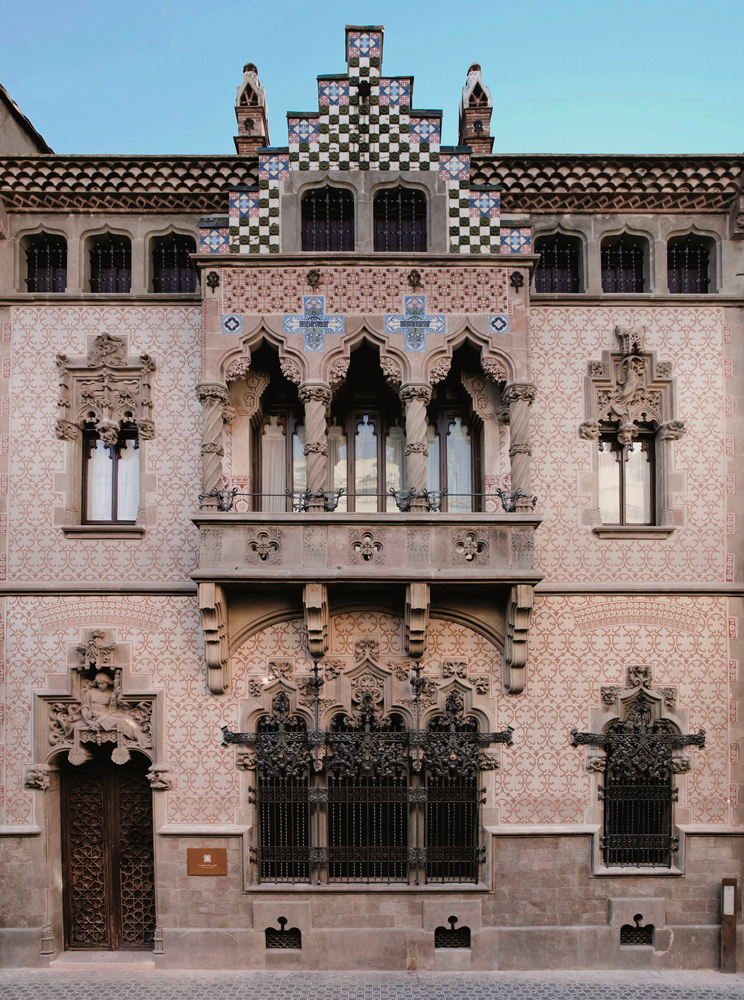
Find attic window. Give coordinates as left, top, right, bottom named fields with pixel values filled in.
left=301, top=188, right=354, bottom=252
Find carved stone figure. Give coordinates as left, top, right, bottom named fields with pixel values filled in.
left=146, top=764, right=174, bottom=790
left=24, top=764, right=51, bottom=790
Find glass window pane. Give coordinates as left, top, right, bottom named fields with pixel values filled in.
left=354, top=414, right=378, bottom=512
left=116, top=437, right=139, bottom=521
left=262, top=415, right=287, bottom=512
left=426, top=423, right=440, bottom=492
left=292, top=423, right=306, bottom=494
left=447, top=417, right=472, bottom=513
left=328, top=421, right=347, bottom=512
left=86, top=439, right=113, bottom=521
left=598, top=441, right=621, bottom=524
left=625, top=441, right=652, bottom=524
left=385, top=422, right=406, bottom=510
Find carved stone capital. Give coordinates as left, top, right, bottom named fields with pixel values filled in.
left=481, top=357, right=508, bottom=383
left=615, top=324, right=646, bottom=355
left=579, top=420, right=600, bottom=440
left=328, top=358, right=350, bottom=386
left=96, top=419, right=120, bottom=445
left=381, top=356, right=402, bottom=387
left=201, top=442, right=225, bottom=456
left=137, top=419, right=156, bottom=441
left=225, top=357, right=252, bottom=382
left=196, top=382, right=230, bottom=406
left=509, top=443, right=532, bottom=457
left=55, top=419, right=80, bottom=441
left=428, top=358, right=452, bottom=385
left=399, top=383, right=432, bottom=404
left=299, top=383, right=332, bottom=406
left=405, top=442, right=429, bottom=456
left=280, top=358, right=302, bottom=385
left=503, top=382, right=537, bottom=406
left=304, top=440, right=328, bottom=456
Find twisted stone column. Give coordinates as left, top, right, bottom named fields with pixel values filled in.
left=299, top=383, right=332, bottom=511
left=400, top=383, right=432, bottom=511
left=196, top=382, right=230, bottom=511
left=503, top=381, right=537, bottom=511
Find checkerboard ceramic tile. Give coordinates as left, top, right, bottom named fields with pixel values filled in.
left=347, top=29, right=382, bottom=60
left=228, top=189, right=262, bottom=254
left=379, top=78, right=411, bottom=106
left=500, top=227, right=532, bottom=253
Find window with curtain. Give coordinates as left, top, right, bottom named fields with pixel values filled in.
left=151, top=234, right=197, bottom=293
left=601, top=234, right=647, bottom=293
left=24, top=233, right=67, bottom=292
left=301, top=188, right=354, bottom=251
left=89, top=234, right=132, bottom=293
left=598, top=432, right=654, bottom=525
left=667, top=234, right=712, bottom=294
left=373, top=188, right=427, bottom=252
left=339, top=410, right=406, bottom=512
left=426, top=409, right=478, bottom=512
left=83, top=430, right=139, bottom=523
left=534, top=233, right=581, bottom=293
left=256, top=410, right=305, bottom=511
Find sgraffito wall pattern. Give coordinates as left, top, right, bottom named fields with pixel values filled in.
left=529, top=306, right=725, bottom=583
left=8, top=306, right=201, bottom=582
left=2, top=597, right=731, bottom=829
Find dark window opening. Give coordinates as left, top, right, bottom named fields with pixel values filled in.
left=89, top=234, right=132, bottom=293
left=373, top=188, right=427, bottom=253
left=620, top=917, right=655, bottom=946
left=598, top=433, right=655, bottom=526
left=265, top=918, right=302, bottom=949
left=151, top=234, right=197, bottom=293
left=82, top=429, right=139, bottom=524
left=667, top=234, right=711, bottom=294
left=25, top=233, right=67, bottom=292
left=601, top=234, right=646, bottom=293
left=534, top=233, right=581, bottom=293
left=435, top=917, right=472, bottom=948
left=301, top=188, right=354, bottom=252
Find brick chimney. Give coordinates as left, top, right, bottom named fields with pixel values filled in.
left=234, top=63, right=269, bottom=154
left=458, top=63, right=493, bottom=154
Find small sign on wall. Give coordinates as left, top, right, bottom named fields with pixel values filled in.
left=187, top=847, right=228, bottom=876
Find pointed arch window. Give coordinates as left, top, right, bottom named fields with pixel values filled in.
left=667, top=234, right=712, bottom=294
left=534, top=233, right=581, bottom=293
left=601, top=234, right=647, bottom=293
left=89, top=234, right=132, bottom=293
left=301, top=188, right=354, bottom=251
left=373, top=188, right=427, bottom=253
left=24, top=233, right=67, bottom=292
left=598, top=431, right=655, bottom=526
left=151, top=234, right=197, bottom=293
left=83, top=429, right=140, bottom=524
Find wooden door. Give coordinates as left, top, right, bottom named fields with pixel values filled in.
left=61, top=748, right=155, bottom=950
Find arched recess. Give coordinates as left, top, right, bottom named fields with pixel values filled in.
left=16, top=223, right=69, bottom=293
left=145, top=225, right=198, bottom=293
left=80, top=225, right=134, bottom=294
left=665, top=227, right=718, bottom=294
left=599, top=226, right=653, bottom=294
left=532, top=228, right=585, bottom=293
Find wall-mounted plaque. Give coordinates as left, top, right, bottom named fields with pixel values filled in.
left=187, top=847, right=228, bottom=876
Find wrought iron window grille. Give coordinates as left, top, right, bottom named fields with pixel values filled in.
left=221, top=662, right=514, bottom=885
left=373, top=188, right=427, bottom=253
left=89, top=234, right=132, bottom=293
left=534, top=234, right=581, bottom=294
left=571, top=690, right=705, bottom=868
left=435, top=916, right=472, bottom=948
left=601, top=234, right=646, bottom=294
left=301, top=188, right=354, bottom=252
left=25, top=233, right=67, bottom=293
left=620, top=916, right=654, bottom=946
left=151, top=234, right=197, bottom=293
left=667, top=234, right=711, bottom=294
left=265, top=917, right=302, bottom=949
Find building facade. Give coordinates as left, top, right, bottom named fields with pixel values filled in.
left=0, top=25, right=742, bottom=971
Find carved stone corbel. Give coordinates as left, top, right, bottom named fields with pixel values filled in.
left=147, top=763, right=175, bottom=790
left=405, top=582, right=430, bottom=658
left=303, top=582, right=329, bottom=658
left=198, top=582, right=229, bottom=693
left=503, top=584, right=534, bottom=694
left=24, top=764, right=51, bottom=790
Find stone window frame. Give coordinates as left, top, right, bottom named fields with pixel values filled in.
left=531, top=227, right=586, bottom=293
left=579, top=324, right=686, bottom=539
left=54, top=333, right=156, bottom=538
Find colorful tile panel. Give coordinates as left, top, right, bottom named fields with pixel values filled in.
left=488, top=314, right=510, bottom=334
left=384, top=295, right=446, bottom=352
left=198, top=227, right=230, bottom=255
left=283, top=296, right=345, bottom=352
left=347, top=30, right=382, bottom=59
left=500, top=227, right=532, bottom=254
left=379, top=79, right=411, bottom=106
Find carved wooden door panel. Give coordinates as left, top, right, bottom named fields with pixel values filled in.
left=61, top=749, right=155, bottom=950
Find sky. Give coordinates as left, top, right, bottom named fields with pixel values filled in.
left=0, top=0, right=741, bottom=156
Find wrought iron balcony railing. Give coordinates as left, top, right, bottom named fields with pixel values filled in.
left=198, top=487, right=538, bottom=513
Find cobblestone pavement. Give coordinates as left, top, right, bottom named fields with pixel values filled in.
left=1, top=970, right=744, bottom=1000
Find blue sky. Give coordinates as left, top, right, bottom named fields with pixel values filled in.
left=1, top=0, right=741, bottom=155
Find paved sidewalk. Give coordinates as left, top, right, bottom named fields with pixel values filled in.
left=1, top=970, right=744, bottom=1000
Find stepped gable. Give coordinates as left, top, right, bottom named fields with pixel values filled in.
left=0, top=155, right=259, bottom=211
left=470, top=154, right=744, bottom=213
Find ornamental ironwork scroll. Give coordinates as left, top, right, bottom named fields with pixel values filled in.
left=571, top=689, right=705, bottom=868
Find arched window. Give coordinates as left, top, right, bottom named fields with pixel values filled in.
left=24, top=233, right=67, bottom=292
left=601, top=234, right=647, bottom=293
left=151, top=234, right=197, bottom=293
left=301, top=188, right=354, bottom=251
left=373, top=188, right=427, bottom=252
left=83, top=428, right=140, bottom=523
left=426, top=351, right=482, bottom=512
left=667, top=233, right=712, bottom=294
left=250, top=347, right=305, bottom=512
left=534, top=233, right=581, bottom=293
left=89, top=234, right=132, bottom=293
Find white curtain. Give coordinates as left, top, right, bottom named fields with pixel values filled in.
left=116, top=438, right=140, bottom=521
left=86, top=439, right=113, bottom=521
left=426, top=423, right=440, bottom=492
left=327, top=420, right=347, bottom=511
left=261, top=416, right=287, bottom=512
left=354, top=414, right=378, bottom=512
left=598, top=440, right=621, bottom=524
left=385, top=422, right=406, bottom=510
left=292, top=423, right=306, bottom=495
left=625, top=441, right=652, bottom=524
left=447, top=417, right=472, bottom=512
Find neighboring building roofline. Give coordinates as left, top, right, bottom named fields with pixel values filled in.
left=0, top=84, right=53, bottom=153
